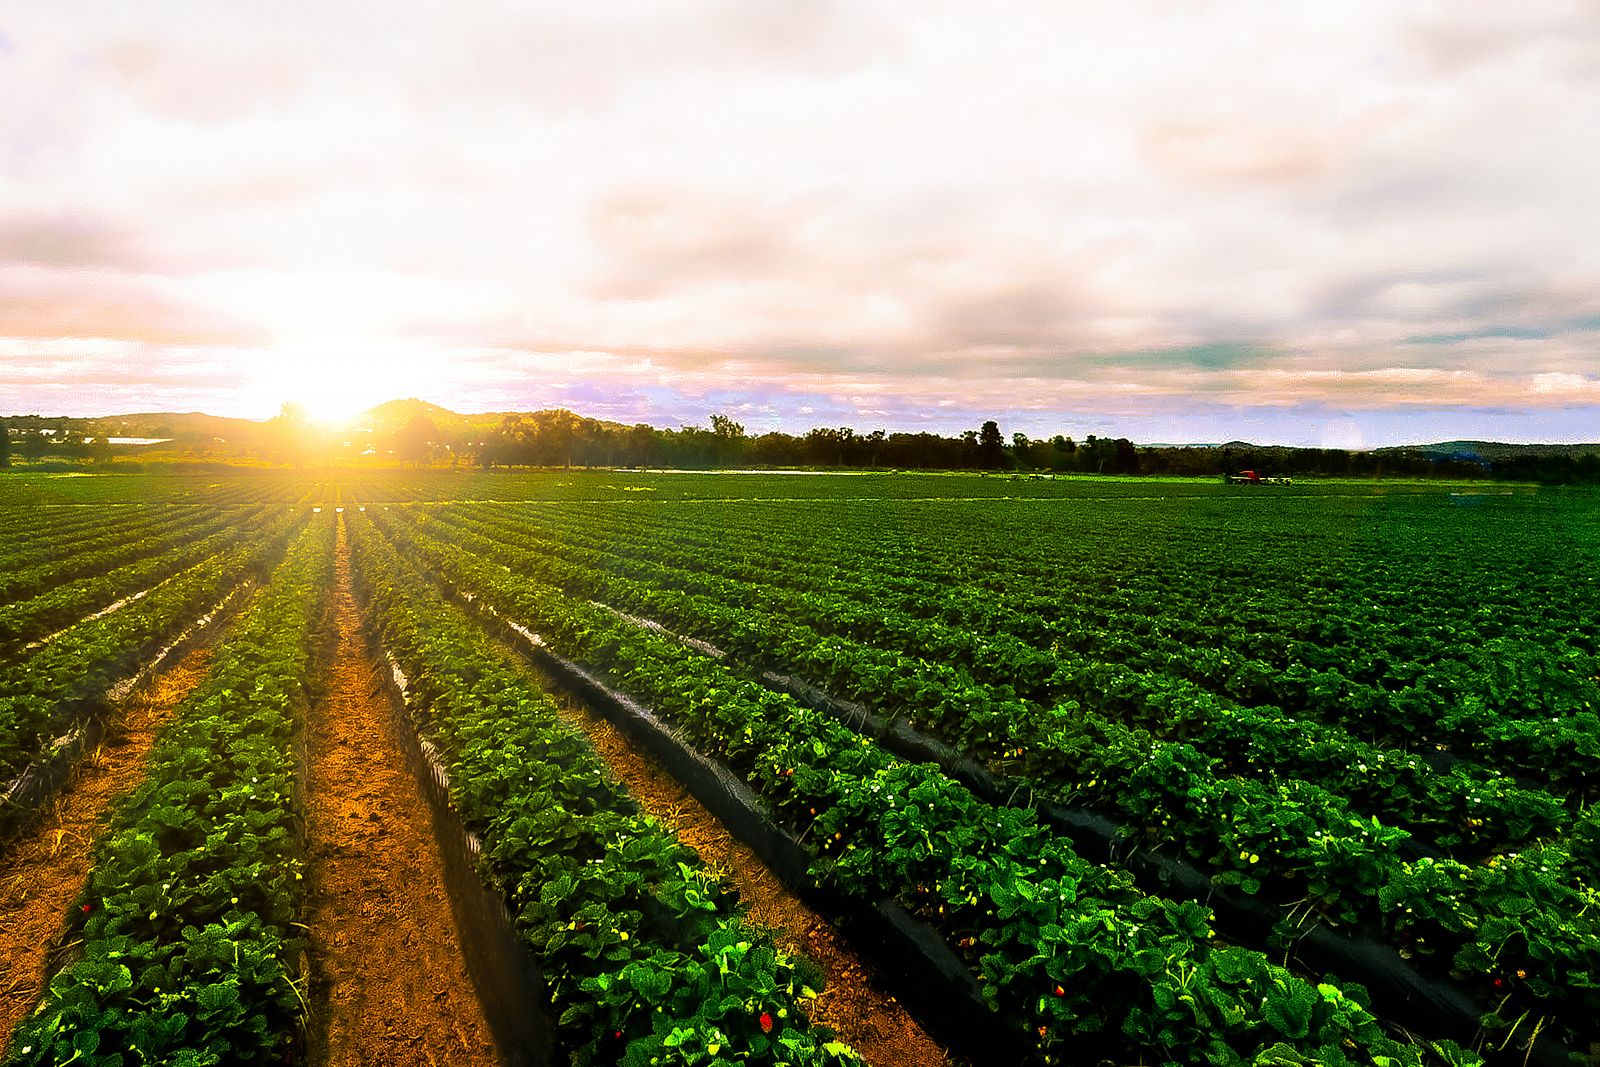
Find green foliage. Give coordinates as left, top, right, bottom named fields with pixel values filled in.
left=391, top=491, right=1600, bottom=1053
left=370, top=505, right=1485, bottom=1067
left=0, top=507, right=304, bottom=797
left=5, top=516, right=333, bottom=1066
left=347, top=509, right=863, bottom=1067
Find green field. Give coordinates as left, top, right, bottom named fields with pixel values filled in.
left=2, top=470, right=1596, bottom=1067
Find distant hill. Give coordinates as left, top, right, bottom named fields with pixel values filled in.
left=5, top=399, right=1596, bottom=463
left=6, top=410, right=263, bottom=444
left=352, top=398, right=474, bottom=435
left=1375, top=440, right=1600, bottom=460
left=350, top=398, right=634, bottom=437
left=1151, top=439, right=1600, bottom=459
left=2, top=400, right=633, bottom=446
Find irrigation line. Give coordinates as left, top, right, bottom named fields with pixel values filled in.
left=451, top=592, right=1038, bottom=1066
left=579, top=600, right=1581, bottom=1067
left=0, top=582, right=251, bottom=843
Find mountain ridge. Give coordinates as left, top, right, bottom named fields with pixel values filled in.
left=1, top=401, right=1595, bottom=454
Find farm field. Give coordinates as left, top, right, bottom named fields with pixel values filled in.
left=1, top=470, right=1597, bottom=1067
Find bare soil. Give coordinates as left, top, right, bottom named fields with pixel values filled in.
left=300, top=523, right=499, bottom=1067
left=543, top=682, right=951, bottom=1067
left=0, top=645, right=213, bottom=1047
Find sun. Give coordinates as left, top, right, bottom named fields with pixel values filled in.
left=249, top=341, right=414, bottom=425
left=241, top=276, right=432, bottom=424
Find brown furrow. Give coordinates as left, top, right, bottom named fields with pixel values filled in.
left=535, top=672, right=953, bottom=1067
left=0, top=646, right=213, bottom=1046
left=300, top=520, right=499, bottom=1067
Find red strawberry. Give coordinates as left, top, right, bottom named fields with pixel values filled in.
left=759, top=1011, right=774, bottom=1034
left=81, top=903, right=92, bottom=914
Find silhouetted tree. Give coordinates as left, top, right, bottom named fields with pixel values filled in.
left=803, top=427, right=856, bottom=466
left=0, top=418, right=9, bottom=469
left=625, top=423, right=660, bottom=467
left=395, top=415, right=439, bottom=466
left=864, top=429, right=887, bottom=467
left=267, top=403, right=314, bottom=468
left=529, top=410, right=584, bottom=467
left=709, top=413, right=747, bottom=466
left=1113, top=437, right=1139, bottom=475
left=978, top=421, right=1005, bottom=468
left=1011, top=432, right=1031, bottom=468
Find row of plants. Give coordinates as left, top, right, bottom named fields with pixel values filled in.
left=0, top=506, right=147, bottom=562
left=344, top=509, right=865, bottom=1067
left=441, top=507, right=1600, bottom=1053
left=521, top=508, right=1600, bottom=857
left=4, top=514, right=335, bottom=1067
left=0, top=474, right=334, bottom=510
left=0, top=506, right=242, bottom=603
left=448, top=503, right=1600, bottom=878
left=368, top=507, right=1488, bottom=1067
left=0, top=508, right=288, bottom=657
left=429, top=505, right=1575, bottom=843
left=409, top=507, right=1586, bottom=950
left=473, top=500, right=1600, bottom=789
left=498, top=495, right=1599, bottom=741
left=0, top=509, right=305, bottom=783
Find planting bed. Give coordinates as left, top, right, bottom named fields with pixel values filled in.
left=343, top=479, right=1600, bottom=1063
left=299, top=523, right=500, bottom=1066
left=1, top=470, right=1596, bottom=1066
left=0, top=645, right=214, bottom=1047
left=524, top=646, right=948, bottom=1067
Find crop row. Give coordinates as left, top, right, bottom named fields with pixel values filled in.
left=0, top=509, right=304, bottom=787
left=0, top=507, right=153, bottom=564
left=0, top=474, right=334, bottom=510
left=5, top=515, right=334, bottom=1067
left=429, top=504, right=1572, bottom=847
left=385, top=505, right=1600, bottom=1055
left=367, top=507, right=1484, bottom=1067
left=461, top=500, right=1600, bottom=792
left=345, top=509, right=865, bottom=1066
left=0, top=502, right=212, bottom=561
left=518, top=497, right=1600, bottom=732
left=406, top=506, right=1584, bottom=949
left=0, top=509, right=288, bottom=657
left=0, top=506, right=247, bottom=603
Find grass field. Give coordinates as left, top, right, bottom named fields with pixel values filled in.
left=2, top=470, right=1596, bottom=1067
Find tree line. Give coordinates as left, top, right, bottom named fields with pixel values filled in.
left=3, top=409, right=1598, bottom=485
left=471, top=413, right=1146, bottom=472
left=465, top=411, right=1600, bottom=484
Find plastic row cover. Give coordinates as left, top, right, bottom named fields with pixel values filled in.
left=370, top=631, right=553, bottom=1067
left=502, top=624, right=1037, bottom=1066
left=763, top=669, right=1576, bottom=1067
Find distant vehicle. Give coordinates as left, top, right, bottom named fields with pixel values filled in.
left=1225, top=470, right=1292, bottom=485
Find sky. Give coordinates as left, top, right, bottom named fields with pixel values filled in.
left=2, top=2, right=1598, bottom=447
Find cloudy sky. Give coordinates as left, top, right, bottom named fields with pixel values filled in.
left=3, top=2, right=1598, bottom=445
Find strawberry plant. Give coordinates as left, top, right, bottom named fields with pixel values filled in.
left=346, top=509, right=864, bottom=1067
left=6, top=515, right=333, bottom=1067
left=371, top=507, right=1484, bottom=1067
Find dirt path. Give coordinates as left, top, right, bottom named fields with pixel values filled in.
left=301, top=522, right=499, bottom=1067
left=0, top=645, right=213, bottom=1046
left=540, top=682, right=950, bottom=1067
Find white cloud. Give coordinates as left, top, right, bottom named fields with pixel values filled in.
left=1, top=1, right=1598, bottom=437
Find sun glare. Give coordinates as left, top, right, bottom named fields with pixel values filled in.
left=250, top=342, right=414, bottom=425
